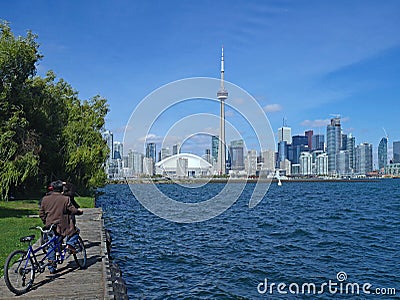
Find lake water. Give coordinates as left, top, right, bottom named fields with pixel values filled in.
left=96, top=180, right=399, bottom=299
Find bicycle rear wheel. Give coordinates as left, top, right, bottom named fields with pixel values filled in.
left=73, top=236, right=87, bottom=269
left=4, top=250, right=35, bottom=295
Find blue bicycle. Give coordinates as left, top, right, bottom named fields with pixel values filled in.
left=3, top=224, right=87, bottom=295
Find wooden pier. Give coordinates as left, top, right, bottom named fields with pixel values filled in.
left=0, top=208, right=114, bottom=299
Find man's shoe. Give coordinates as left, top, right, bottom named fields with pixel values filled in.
left=49, top=268, right=57, bottom=274
left=66, top=244, right=76, bottom=254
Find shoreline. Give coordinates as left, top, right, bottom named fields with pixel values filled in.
left=107, top=177, right=392, bottom=184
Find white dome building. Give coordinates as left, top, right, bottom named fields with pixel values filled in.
left=155, top=153, right=213, bottom=177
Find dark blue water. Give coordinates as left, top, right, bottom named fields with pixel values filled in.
left=96, top=180, right=400, bottom=299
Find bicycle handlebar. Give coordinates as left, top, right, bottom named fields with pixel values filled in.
left=29, top=224, right=57, bottom=233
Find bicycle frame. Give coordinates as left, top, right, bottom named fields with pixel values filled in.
left=25, top=233, right=70, bottom=273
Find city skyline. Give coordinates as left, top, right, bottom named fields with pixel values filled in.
left=2, top=1, right=399, bottom=160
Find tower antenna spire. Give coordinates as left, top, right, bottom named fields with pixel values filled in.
left=217, top=46, right=228, bottom=175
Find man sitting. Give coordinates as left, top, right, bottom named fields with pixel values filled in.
left=39, top=180, right=83, bottom=274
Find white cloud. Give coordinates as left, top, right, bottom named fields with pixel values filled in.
left=263, top=104, right=282, bottom=112
left=300, top=119, right=330, bottom=128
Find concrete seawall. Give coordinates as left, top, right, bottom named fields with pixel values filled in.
left=0, top=208, right=127, bottom=299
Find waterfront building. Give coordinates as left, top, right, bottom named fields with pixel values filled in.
left=299, top=152, right=313, bottom=175
left=143, top=157, right=154, bottom=176
left=378, top=137, right=388, bottom=170
left=279, top=159, right=291, bottom=176
left=172, top=143, right=181, bottom=155
left=393, top=141, right=400, bottom=163
left=245, top=150, right=257, bottom=176
left=326, top=117, right=341, bottom=174
left=312, top=134, right=325, bottom=151
left=146, top=142, right=157, bottom=163
left=161, top=147, right=171, bottom=161
left=346, top=134, right=356, bottom=172
left=336, top=150, right=350, bottom=175
left=385, top=163, right=400, bottom=176
left=217, top=47, right=228, bottom=175
left=288, top=135, right=309, bottom=164
left=211, top=136, right=219, bottom=163
left=113, top=141, right=123, bottom=160
left=355, top=142, right=373, bottom=175
left=316, top=153, right=329, bottom=176
left=261, top=149, right=276, bottom=172
left=305, top=130, right=313, bottom=150
left=155, top=153, right=213, bottom=177
left=229, top=139, right=245, bottom=171
left=278, top=126, right=292, bottom=144
left=291, top=164, right=301, bottom=176
left=278, top=141, right=288, bottom=164
left=102, top=130, right=114, bottom=177
left=341, top=134, right=348, bottom=150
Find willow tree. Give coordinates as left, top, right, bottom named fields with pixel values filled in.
left=0, top=22, right=41, bottom=200
left=0, top=22, right=109, bottom=199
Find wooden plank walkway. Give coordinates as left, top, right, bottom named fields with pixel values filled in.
left=0, top=208, right=112, bottom=299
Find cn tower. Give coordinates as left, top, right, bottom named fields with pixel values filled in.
left=217, top=47, right=228, bottom=175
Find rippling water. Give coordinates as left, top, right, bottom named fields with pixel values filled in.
left=96, top=180, right=399, bottom=299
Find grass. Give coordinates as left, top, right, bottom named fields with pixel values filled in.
left=0, top=196, right=94, bottom=277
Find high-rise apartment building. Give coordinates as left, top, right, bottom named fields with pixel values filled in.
left=211, top=136, right=219, bottom=163
left=245, top=150, right=257, bottom=176
left=261, top=149, right=276, bottom=172
left=146, top=143, right=157, bottom=163
left=229, top=139, right=245, bottom=170
left=336, top=150, right=350, bottom=175
left=355, top=142, right=373, bottom=174
left=316, top=153, right=329, bottom=175
left=378, top=137, right=388, bottom=169
left=346, top=134, right=356, bottom=171
left=341, top=134, right=348, bottom=150
left=113, top=141, right=123, bottom=160
left=326, top=117, right=341, bottom=174
left=299, top=152, right=312, bottom=175
left=393, top=141, right=400, bottom=163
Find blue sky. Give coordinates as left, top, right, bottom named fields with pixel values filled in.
left=2, top=0, right=400, bottom=165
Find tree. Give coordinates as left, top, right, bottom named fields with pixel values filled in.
left=0, top=21, right=109, bottom=199
left=0, top=21, right=41, bottom=200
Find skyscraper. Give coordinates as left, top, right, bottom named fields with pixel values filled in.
left=278, top=126, right=292, bottom=144
left=146, top=142, right=156, bottom=163
left=355, top=142, right=373, bottom=174
left=393, top=141, right=400, bottom=163
left=311, top=134, right=325, bottom=151
left=336, top=150, right=350, bottom=175
left=341, top=134, right=348, bottom=150
left=113, top=141, right=123, bottom=160
left=305, top=130, right=313, bottom=150
left=326, top=117, right=341, bottom=174
left=289, top=135, right=309, bottom=164
left=378, top=137, right=388, bottom=169
left=346, top=134, right=356, bottom=172
left=217, top=47, right=228, bottom=175
left=102, top=130, right=114, bottom=160
left=211, top=135, right=219, bottom=163
left=229, top=139, right=245, bottom=170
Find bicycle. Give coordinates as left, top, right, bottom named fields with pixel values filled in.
left=3, top=224, right=87, bottom=295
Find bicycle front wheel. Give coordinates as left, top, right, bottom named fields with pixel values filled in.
left=4, top=250, right=35, bottom=295
left=73, top=236, right=87, bottom=269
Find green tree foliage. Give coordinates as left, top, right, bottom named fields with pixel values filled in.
left=0, top=22, right=109, bottom=199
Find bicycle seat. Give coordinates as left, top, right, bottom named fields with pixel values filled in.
left=20, top=235, right=35, bottom=243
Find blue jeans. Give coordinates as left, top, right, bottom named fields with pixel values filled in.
left=47, top=235, right=61, bottom=272
left=66, top=233, right=79, bottom=248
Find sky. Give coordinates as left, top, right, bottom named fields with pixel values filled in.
left=2, top=0, right=400, bottom=166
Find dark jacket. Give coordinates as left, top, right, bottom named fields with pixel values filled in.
left=39, top=192, right=82, bottom=237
